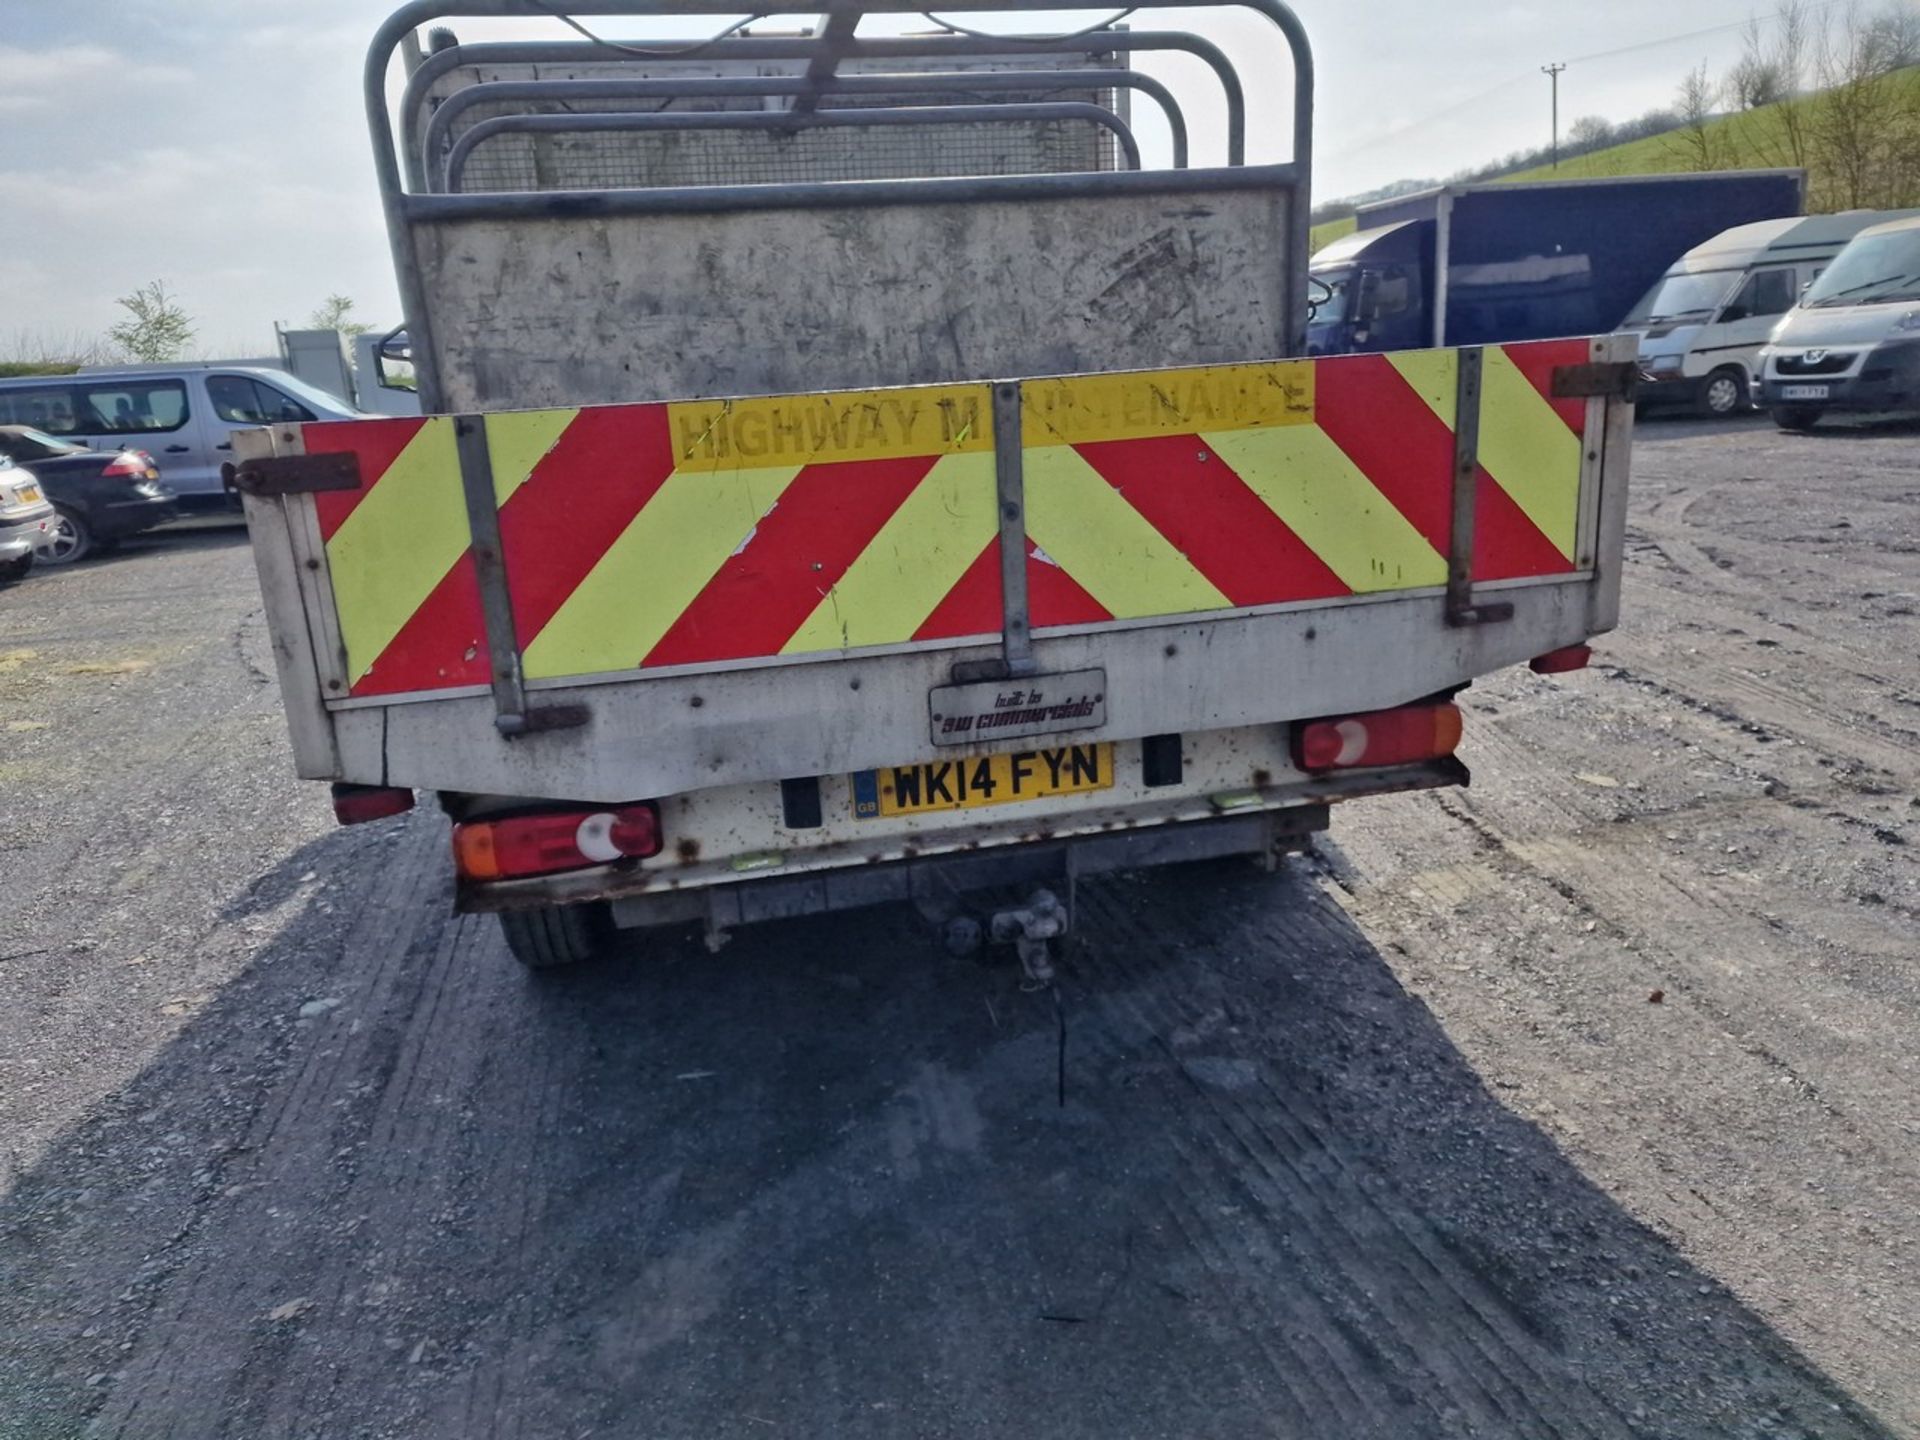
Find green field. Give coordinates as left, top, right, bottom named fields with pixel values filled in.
left=1310, top=65, right=1920, bottom=256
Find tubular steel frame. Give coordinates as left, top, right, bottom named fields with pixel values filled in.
left=361, top=0, right=1316, bottom=734
left=397, top=29, right=1249, bottom=188
left=441, top=102, right=1146, bottom=192
left=419, top=69, right=1189, bottom=186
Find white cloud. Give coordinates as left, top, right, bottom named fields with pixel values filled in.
left=0, top=43, right=189, bottom=111
left=0, top=43, right=120, bottom=110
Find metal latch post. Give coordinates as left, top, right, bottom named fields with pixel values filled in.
left=1445, top=347, right=1514, bottom=628
left=992, top=380, right=1037, bottom=678
left=451, top=415, right=587, bottom=738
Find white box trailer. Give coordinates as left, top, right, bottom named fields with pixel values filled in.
left=234, top=0, right=1634, bottom=973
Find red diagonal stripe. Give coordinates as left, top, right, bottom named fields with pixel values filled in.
left=347, top=404, right=676, bottom=697
left=1026, top=543, right=1111, bottom=629
left=915, top=538, right=1112, bottom=641
left=349, top=556, right=491, bottom=698
left=503, top=405, right=678, bottom=646
left=1498, top=338, right=1590, bottom=434
left=1312, top=355, right=1453, bottom=554
left=1072, top=434, right=1351, bottom=607
left=1314, top=354, right=1571, bottom=581
left=1471, top=474, right=1575, bottom=580
left=913, top=538, right=1001, bottom=642
left=307, top=417, right=428, bottom=541
left=643, top=455, right=934, bottom=668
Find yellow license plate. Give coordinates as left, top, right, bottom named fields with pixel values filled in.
left=853, top=743, right=1114, bottom=819
left=16, top=483, right=41, bottom=503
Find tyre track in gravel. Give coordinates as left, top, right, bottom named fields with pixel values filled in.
left=1323, top=420, right=1920, bottom=1432
left=1073, top=883, right=1627, bottom=1439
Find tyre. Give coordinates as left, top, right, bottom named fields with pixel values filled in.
left=33, top=506, right=92, bottom=565
left=1700, top=367, right=1749, bottom=418
left=0, top=552, right=33, bottom=585
left=1770, top=405, right=1821, bottom=432
left=498, top=902, right=616, bottom=970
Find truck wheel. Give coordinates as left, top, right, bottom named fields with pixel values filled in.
left=34, top=506, right=93, bottom=564
left=1700, top=367, right=1748, bottom=418
left=1770, top=406, right=1821, bottom=432
left=498, top=902, right=616, bottom=970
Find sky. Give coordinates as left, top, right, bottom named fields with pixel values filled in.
left=1, top=0, right=1802, bottom=354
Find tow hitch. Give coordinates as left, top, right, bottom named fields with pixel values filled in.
left=990, top=888, right=1069, bottom=986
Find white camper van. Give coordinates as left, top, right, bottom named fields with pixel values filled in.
left=1624, top=210, right=1920, bottom=416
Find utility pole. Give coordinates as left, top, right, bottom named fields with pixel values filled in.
left=1542, top=62, right=1567, bottom=169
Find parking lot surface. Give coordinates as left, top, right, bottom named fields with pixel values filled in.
left=1, top=418, right=1915, bottom=1438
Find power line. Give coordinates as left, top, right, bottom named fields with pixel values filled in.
left=1324, top=0, right=1853, bottom=163
left=1541, top=62, right=1567, bottom=169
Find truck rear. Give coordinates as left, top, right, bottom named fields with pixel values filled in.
left=235, top=0, right=1635, bottom=973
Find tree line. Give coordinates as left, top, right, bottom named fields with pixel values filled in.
left=0, top=287, right=377, bottom=379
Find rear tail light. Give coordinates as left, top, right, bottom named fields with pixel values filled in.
left=453, top=802, right=662, bottom=882
left=102, top=452, right=151, bottom=479
left=1293, top=702, right=1463, bottom=773
left=331, top=783, right=414, bottom=825
left=1529, top=644, right=1592, bottom=674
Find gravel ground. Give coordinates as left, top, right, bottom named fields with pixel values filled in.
left=0, top=414, right=1914, bottom=1438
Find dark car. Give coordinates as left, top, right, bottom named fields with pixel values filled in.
left=0, top=425, right=178, bottom=564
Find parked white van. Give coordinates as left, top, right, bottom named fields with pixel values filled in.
left=0, top=366, right=363, bottom=510
left=1757, top=214, right=1920, bottom=430
left=1623, top=210, right=1920, bottom=417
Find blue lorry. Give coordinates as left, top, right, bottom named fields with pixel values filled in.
left=1307, top=171, right=1805, bottom=356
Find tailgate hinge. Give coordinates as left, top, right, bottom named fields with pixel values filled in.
left=222, top=453, right=362, bottom=497
left=1550, top=361, right=1638, bottom=400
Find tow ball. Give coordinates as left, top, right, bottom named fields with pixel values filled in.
left=989, top=888, right=1069, bottom=985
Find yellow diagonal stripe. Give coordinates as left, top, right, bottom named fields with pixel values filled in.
left=324, top=418, right=466, bottom=684
left=1383, top=346, right=1460, bottom=425
left=668, top=384, right=993, bottom=470
left=781, top=452, right=998, bottom=654
left=485, top=408, right=577, bottom=506
left=522, top=463, right=801, bottom=680
left=1023, top=444, right=1229, bottom=618
left=1479, top=347, right=1581, bottom=559
left=1022, top=361, right=1314, bottom=446
left=1386, top=347, right=1580, bottom=561
left=1204, top=425, right=1447, bottom=592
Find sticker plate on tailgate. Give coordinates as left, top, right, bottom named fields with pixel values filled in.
left=854, top=745, right=1114, bottom=819
left=928, top=668, right=1105, bottom=746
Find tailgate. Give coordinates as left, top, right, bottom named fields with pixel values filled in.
left=234, top=336, right=1630, bottom=800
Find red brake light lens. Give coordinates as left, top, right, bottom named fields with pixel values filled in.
left=1529, top=644, right=1592, bottom=674
left=1293, top=702, right=1464, bottom=773
left=453, top=803, right=662, bottom=882
left=102, top=452, right=148, bottom=479
left=331, top=783, right=415, bottom=825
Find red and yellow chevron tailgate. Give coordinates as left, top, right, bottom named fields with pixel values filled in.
left=297, top=340, right=1592, bottom=699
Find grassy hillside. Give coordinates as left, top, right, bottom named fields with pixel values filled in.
left=1310, top=64, right=1920, bottom=256
left=1499, top=65, right=1918, bottom=191
left=1310, top=214, right=1359, bottom=250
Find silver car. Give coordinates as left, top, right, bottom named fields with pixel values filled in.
left=0, top=366, right=364, bottom=513
left=0, top=453, right=57, bottom=583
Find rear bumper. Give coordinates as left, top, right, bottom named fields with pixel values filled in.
left=92, top=490, right=179, bottom=540
left=0, top=507, right=55, bottom=562
left=458, top=757, right=1465, bottom=930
